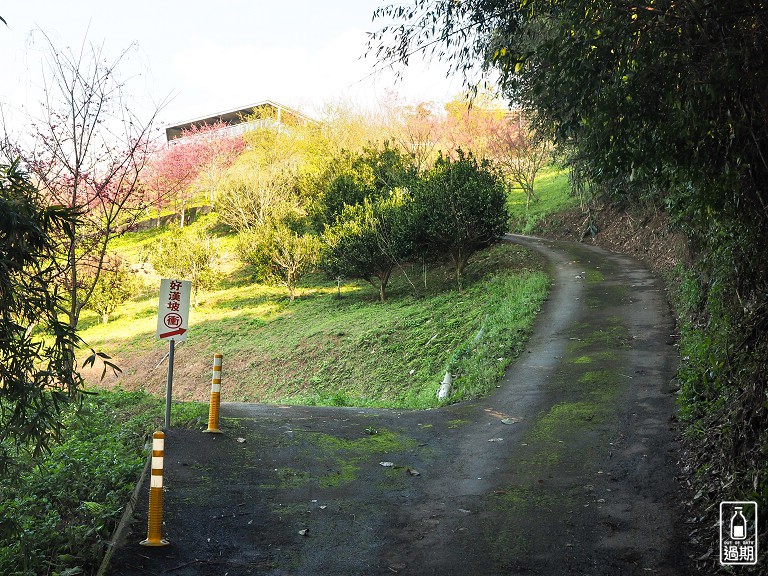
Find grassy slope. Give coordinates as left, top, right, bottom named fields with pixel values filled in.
left=507, top=166, right=578, bottom=234
left=82, top=217, right=549, bottom=410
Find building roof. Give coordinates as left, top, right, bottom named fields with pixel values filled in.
left=164, top=99, right=315, bottom=142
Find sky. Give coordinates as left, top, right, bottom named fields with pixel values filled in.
left=0, top=1, right=465, bottom=134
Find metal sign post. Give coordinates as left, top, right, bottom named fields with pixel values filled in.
left=157, top=279, right=191, bottom=430
left=165, top=340, right=175, bottom=430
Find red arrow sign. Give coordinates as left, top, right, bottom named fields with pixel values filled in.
left=159, top=327, right=187, bottom=339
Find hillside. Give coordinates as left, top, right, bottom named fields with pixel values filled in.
left=80, top=216, right=550, bottom=409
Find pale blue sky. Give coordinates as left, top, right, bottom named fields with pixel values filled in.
left=0, top=1, right=463, bottom=131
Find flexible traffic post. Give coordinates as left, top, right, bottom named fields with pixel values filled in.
left=140, top=431, right=169, bottom=546
left=204, top=353, right=223, bottom=434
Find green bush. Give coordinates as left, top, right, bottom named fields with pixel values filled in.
left=310, top=142, right=417, bottom=229
left=149, top=224, right=220, bottom=306
left=414, top=151, right=507, bottom=289
left=85, top=255, right=141, bottom=324
left=321, top=190, right=414, bottom=302
left=238, top=225, right=320, bottom=302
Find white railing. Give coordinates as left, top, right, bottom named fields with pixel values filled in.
left=168, top=118, right=281, bottom=147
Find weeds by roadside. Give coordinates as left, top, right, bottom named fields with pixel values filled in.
left=0, top=390, right=207, bottom=576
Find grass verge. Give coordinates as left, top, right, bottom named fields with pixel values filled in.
left=0, top=390, right=207, bottom=576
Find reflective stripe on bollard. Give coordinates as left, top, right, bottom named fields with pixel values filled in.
left=140, top=431, right=169, bottom=546
left=204, top=353, right=223, bottom=434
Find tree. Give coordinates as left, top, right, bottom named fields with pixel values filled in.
left=264, top=226, right=321, bottom=303
left=84, top=254, right=139, bottom=324
left=143, top=122, right=244, bottom=227
left=489, top=112, right=552, bottom=209
left=415, top=151, right=506, bottom=289
left=239, top=224, right=320, bottom=302
left=4, top=31, right=160, bottom=381
left=321, top=190, right=413, bottom=302
left=314, top=99, right=387, bottom=157
left=384, top=99, right=445, bottom=172
left=312, top=142, right=417, bottom=228
left=0, top=160, right=84, bottom=467
left=142, top=138, right=205, bottom=228
left=185, top=124, right=245, bottom=207
left=149, top=225, right=219, bottom=307
left=443, top=93, right=508, bottom=161
left=216, top=127, right=305, bottom=233
left=370, top=1, right=768, bottom=229
left=371, top=1, right=768, bottom=552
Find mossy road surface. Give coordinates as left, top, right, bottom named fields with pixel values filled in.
left=108, top=236, right=688, bottom=576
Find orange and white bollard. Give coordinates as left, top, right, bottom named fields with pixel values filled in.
left=204, top=353, right=223, bottom=434
left=140, top=431, right=169, bottom=546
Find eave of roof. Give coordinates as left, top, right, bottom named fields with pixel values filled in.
left=165, top=99, right=313, bottom=134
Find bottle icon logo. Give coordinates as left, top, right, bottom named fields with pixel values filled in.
left=731, top=506, right=747, bottom=540
left=720, top=501, right=758, bottom=565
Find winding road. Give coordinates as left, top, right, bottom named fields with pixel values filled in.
left=107, top=236, right=688, bottom=575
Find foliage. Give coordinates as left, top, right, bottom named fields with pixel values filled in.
left=239, top=224, right=321, bottom=302
left=144, top=122, right=244, bottom=226
left=2, top=31, right=161, bottom=385
left=311, top=142, right=417, bottom=229
left=84, top=254, right=140, bottom=324
left=370, top=0, right=768, bottom=244
left=321, top=190, right=414, bottom=302
left=148, top=224, right=220, bottom=306
left=215, top=128, right=304, bottom=233
left=385, top=100, right=445, bottom=172
left=0, top=160, right=85, bottom=470
left=489, top=113, right=553, bottom=208
left=371, top=0, right=768, bottom=555
left=313, top=99, right=388, bottom=157
left=442, top=92, right=508, bottom=160
left=0, top=390, right=207, bottom=576
left=506, top=166, right=576, bottom=234
left=414, top=150, right=507, bottom=289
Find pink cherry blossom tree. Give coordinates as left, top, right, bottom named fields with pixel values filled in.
left=143, top=122, right=244, bottom=226
left=4, top=31, right=163, bottom=377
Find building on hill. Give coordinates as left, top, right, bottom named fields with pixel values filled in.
left=165, top=100, right=315, bottom=145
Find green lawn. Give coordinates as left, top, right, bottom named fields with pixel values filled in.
left=507, top=166, right=579, bottom=234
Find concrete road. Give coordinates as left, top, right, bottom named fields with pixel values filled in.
left=106, top=236, right=689, bottom=575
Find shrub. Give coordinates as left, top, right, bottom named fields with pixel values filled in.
left=321, top=190, right=414, bottom=302
left=414, top=151, right=507, bottom=289
left=85, top=254, right=140, bottom=323
left=238, top=224, right=320, bottom=302
left=149, top=224, right=220, bottom=306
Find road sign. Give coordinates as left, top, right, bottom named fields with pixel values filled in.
left=157, top=279, right=191, bottom=341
